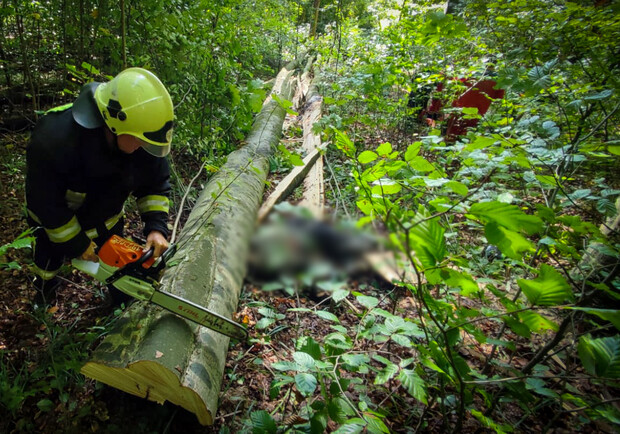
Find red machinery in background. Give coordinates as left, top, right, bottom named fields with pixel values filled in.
left=417, top=77, right=505, bottom=140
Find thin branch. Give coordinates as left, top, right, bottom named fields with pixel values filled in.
left=174, top=84, right=194, bottom=110
left=171, top=162, right=206, bottom=244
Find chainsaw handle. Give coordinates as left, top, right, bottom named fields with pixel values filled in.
left=151, top=243, right=177, bottom=272
left=136, top=247, right=154, bottom=266
left=105, top=243, right=176, bottom=285
left=162, top=243, right=177, bottom=264
left=140, top=242, right=176, bottom=267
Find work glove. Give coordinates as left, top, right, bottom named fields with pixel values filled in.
left=80, top=241, right=99, bottom=262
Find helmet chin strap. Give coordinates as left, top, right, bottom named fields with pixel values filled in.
left=103, top=127, right=120, bottom=152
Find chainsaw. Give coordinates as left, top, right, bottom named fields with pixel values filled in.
left=72, top=235, right=248, bottom=340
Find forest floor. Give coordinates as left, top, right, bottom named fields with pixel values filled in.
left=0, top=131, right=397, bottom=433
left=0, top=116, right=609, bottom=434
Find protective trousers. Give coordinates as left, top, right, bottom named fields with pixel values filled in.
left=29, top=217, right=124, bottom=280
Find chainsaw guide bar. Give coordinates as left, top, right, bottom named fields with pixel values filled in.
left=72, top=235, right=248, bottom=340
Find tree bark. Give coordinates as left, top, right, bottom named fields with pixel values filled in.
left=298, top=70, right=324, bottom=218
left=310, top=0, right=321, bottom=39
left=257, top=148, right=321, bottom=223
left=81, top=61, right=299, bottom=425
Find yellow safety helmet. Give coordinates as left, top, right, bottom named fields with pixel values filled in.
left=94, top=67, right=174, bottom=157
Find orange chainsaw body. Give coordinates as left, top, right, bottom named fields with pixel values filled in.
left=98, top=235, right=155, bottom=269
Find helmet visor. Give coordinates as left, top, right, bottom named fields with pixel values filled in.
left=142, top=142, right=170, bottom=157
left=141, top=120, right=173, bottom=157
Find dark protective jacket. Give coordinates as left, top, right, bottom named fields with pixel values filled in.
left=25, top=93, right=171, bottom=261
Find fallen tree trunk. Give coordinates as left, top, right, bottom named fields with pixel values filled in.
left=257, top=148, right=322, bottom=222
left=81, top=61, right=299, bottom=425
left=298, top=72, right=325, bottom=218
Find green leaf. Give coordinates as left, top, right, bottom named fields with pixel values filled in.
left=518, top=311, right=558, bottom=333
left=293, top=352, right=316, bottom=371
left=334, top=129, right=356, bottom=158
left=228, top=83, right=241, bottom=106
left=251, top=410, right=277, bottom=434
left=408, top=156, right=435, bottom=172
left=271, top=361, right=300, bottom=371
left=256, top=317, right=276, bottom=329
left=384, top=316, right=406, bottom=333
left=503, top=316, right=532, bottom=338
left=597, top=198, right=617, bottom=216
left=485, top=221, right=534, bottom=260
left=608, top=145, right=620, bottom=156
left=497, top=192, right=514, bottom=204
left=371, top=180, right=402, bottom=195
left=584, top=89, right=613, bottom=101
left=567, top=307, right=620, bottom=331
left=289, top=153, right=304, bottom=166
left=342, top=353, right=371, bottom=367
left=328, top=397, right=356, bottom=424
left=360, top=163, right=387, bottom=183
left=468, top=202, right=543, bottom=235
left=9, top=237, right=33, bottom=250
left=446, top=181, right=468, bottom=196
left=376, top=142, right=393, bottom=157
left=81, top=61, right=100, bottom=74
left=409, top=206, right=446, bottom=268
left=445, top=270, right=480, bottom=296
left=372, top=354, right=392, bottom=365
left=272, top=94, right=297, bottom=115
left=295, top=372, right=318, bottom=396
left=391, top=334, right=411, bottom=347
left=299, top=337, right=322, bottom=360
left=518, top=264, right=574, bottom=306
left=316, top=310, right=340, bottom=323
left=525, top=377, right=559, bottom=398
left=317, top=281, right=347, bottom=292
left=419, top=355, right=446, bottom=374
left=578, top=335, right=620, bottom=378
left=37, top=398, right=54, bottom=412
left=374, top=362, right=399, bottom=385
left=249, top=92, right=264, bottom=112
left=258, top=307, right=280, bottom=318
left=364, top=414, right=390, bottom=434
left=332, top=289, right=350, bottom=303
left=311, top=408, right=329, bottom=434
left=325, top=333, right=353, bottom=350
left=356, top=199, right=373, bottom=215
left=262, top=282, right=284, bottom=291
left=398, top=369, right=428, bottom=404
left=404, top=142, right=421, bottom=162
left=358, top=151, right=378, bottom=164
left=536, top=174, right=559, bottom=187
left=356, top=295, right=379, bottom=310
left=465, top=136, right=495, bottom=151
left=462, top=106, right=480, bottom=119
left=526, top=66, right=551, bottom=92
left=471, top=409, right=513, bottom=434
left=333, top=419, right=366, bottom=434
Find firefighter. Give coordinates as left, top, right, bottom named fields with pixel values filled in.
left=25, top=67, right=174, bottom=305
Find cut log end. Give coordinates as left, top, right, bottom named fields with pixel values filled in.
left=81, top=361, right=213, bottom=425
